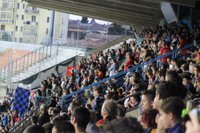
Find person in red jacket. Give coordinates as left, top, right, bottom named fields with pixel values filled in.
left=124, top=53, right=133, bottom=71
left=159, top=41, right=171, bottom=64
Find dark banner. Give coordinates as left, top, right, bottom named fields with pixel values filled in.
left=17, top=57, right=76, bottom=88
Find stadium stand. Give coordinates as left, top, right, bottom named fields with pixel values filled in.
left=1, top=22, right=200, bottom=133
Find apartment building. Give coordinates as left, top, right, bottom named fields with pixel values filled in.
left=0, top=0, right=69, bottom=44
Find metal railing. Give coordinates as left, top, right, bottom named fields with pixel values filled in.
left=60, top=43, right=193, bottom=110
left=0, top=45, right=53, bottom=86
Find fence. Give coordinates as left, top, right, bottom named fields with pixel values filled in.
left=0, top=45, right=54, bottom=88
left=60, top=43, right=193, bottom=110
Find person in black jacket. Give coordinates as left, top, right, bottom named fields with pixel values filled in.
left=38, top=104, right=50, bottom=126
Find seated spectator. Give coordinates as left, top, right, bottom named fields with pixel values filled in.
left=157, top=97, right=185, bottom=133
left=23, top=125, right=45, bottom=133
left=159, top=41, right=171, bottom=64
left=124, top=93, right=140, bottom=110
left=182, top=73, right=196, bottom=97
left=165, top=70, right=187, bottom=99
left=52, top=115, right=66, bottom=126
left=124, top=52, right=133, bottom=71
left=42, top=122, right=53, bottom=133
left=140, top=109, right=158, bottom=133
left=117, top=105, right=126, bottom=119
left=92, top=87, right=103, bottom=111
left=141, top=90, right=155, bottom=112
left=31, top=115, right=38, bottom=125
left=52, top=121, right=75, bottom=133
left=153, top=81, right=181, bottom=109
left=103, top=117, right=144, bottom=133
left=38, top=104, right=50, bottom=126
left=96, top=100, right=118, bottom=128
left=86, top=111, right=100, bottom=133
left=108, top=59, right=119, bottom=77
left=71, top=107, right=90, bottom=133
left=67, top=101, right=81, bottom=117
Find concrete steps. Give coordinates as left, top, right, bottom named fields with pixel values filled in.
left=12, top=47, right=85, bottom=82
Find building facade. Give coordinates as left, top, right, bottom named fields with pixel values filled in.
left=0, top=0, right=69, bottom=44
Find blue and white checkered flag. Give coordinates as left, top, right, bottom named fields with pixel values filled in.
left=12, top=87, right=30, bottom=117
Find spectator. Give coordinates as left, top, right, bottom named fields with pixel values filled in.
left=23, top=125, right=45, bottom=133
left=42, top=122, right=53, bottom=133
left=92, top=87, right=103, bottom=111
left=38, top=104, right=50, bottom=126
left=108, top=59, right=119, bottom=77
left=52, top=121, right=75, bottom=133
left=157, top=97, right=185, bottom=133
left=103, top=117, right=144, bottom=133
left=124, top=52, right=133, bottom=70
left=86, top=111, right=100, bottom=133
left=141, top=90, right=155, bottom=111
left=96, top=100, right=118, bottom=128
left=153, top=81, right=181, bottom=109
left=31, top=115, right=38, bottom=125
left=165, top=70, right=187, bottom=99
left=52, top=115, right=66, bottom=126
left=182, top=73, right=196, bottom=97
left=71, top=107, right=90, bottom=133
left=159, top=41, right=171, bottom=64
left=140, top=109, right=158, bottom=133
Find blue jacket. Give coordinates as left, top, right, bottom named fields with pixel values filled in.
left=168, top=123, right=184, bottom=133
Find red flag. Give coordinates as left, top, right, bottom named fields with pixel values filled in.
left=66, top=66, right=76, bottom=76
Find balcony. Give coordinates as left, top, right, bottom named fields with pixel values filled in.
left=0, top=19, right=14, bottom=23
left=23, top=21, right=38, bottom=25
left=25, top=9, right=39, bottom=14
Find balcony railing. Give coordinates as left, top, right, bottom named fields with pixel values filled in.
left=0, top=19, right=14, bottom=23
left=24, top=9, right=39, bottom=14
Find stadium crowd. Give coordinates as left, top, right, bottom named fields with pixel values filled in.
left=1, top=22, right=200, bottom=133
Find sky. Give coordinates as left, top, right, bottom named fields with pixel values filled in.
left=69, top=14, right=111, bottom=25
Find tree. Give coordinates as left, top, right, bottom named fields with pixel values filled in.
left=108, top=23, right=125, bottom=35
left=81, top=17, right=89, bottom=24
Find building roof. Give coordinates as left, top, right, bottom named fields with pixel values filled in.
left=68, top=19, right=108, bottom=32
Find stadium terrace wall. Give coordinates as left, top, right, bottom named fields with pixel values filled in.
left=17, top=57, right=76, bottom=89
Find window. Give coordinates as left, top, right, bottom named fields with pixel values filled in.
left=16, top=14, right=19, bottom=20
left=2, top=3, right=8, bottom=8
left=1, top=13, right=6, bottom=19
left=7, top=13, right=12, bottom=19
left=20, top=38, right=22, bottom=42
left=23, top=3, right=25, bottom=9
left=31, top=16, right=36, bottom=22
left=17, top=3, right=20, bottom=9
left=21, top=26, right=23, bottom=32
left=16, top=26, right=18, bottom=31
left=32, top=6, right=36, bottom=10
left=46, top=28, right=48, bottom=34
left=47, top=17, right=49, bottom=23
left=22, top=15, right=24, bottom=20
left=1, top=25, right=5, bottom=31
